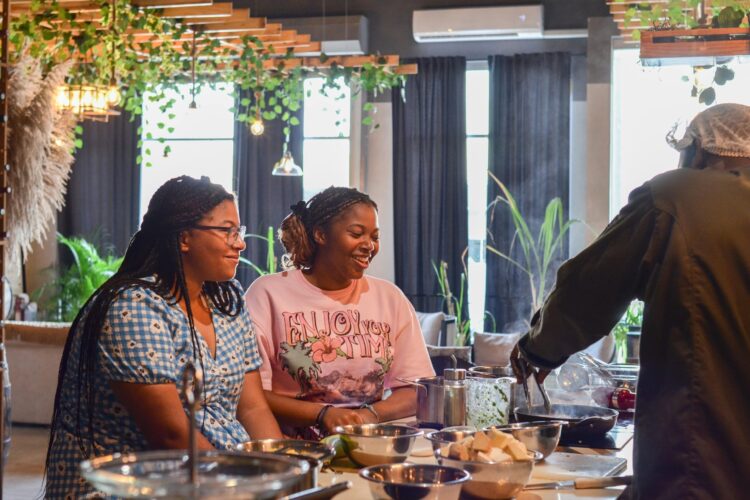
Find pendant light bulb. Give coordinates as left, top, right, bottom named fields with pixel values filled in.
left=250, top=118, right=265, bottom=136
left=106, top=85, right=121, bottom=105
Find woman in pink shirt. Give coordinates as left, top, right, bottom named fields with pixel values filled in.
left=244, top=187, right=434, bottom=438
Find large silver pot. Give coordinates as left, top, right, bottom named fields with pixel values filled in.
left=398, top=369, right=467, bottom=428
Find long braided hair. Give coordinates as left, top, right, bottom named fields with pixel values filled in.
left=279, top=186, right=377, bottom=269
left=45, top=175, right=243, bottom=468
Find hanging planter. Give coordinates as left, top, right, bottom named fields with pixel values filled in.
left=608, top=0, right=750, bottom=104
left=8, top=0, right=416, bottom=147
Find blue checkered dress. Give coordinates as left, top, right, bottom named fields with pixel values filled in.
left=45, top=279, right=262, bottom=499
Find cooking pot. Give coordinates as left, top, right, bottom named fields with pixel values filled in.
left=514, top=404, right=618, bottom=439
left=397, top=369, right=467, bottom=428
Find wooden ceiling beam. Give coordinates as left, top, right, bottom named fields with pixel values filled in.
left=157, top=3, right=233, bottom=18
left=193, top=18, right=267, bottom=32
left=132, top=0, right=214, bottom=7
left=176, top=10, right=250, bottom=24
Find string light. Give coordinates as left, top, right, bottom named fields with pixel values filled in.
left=250, top=117, right=265, bottom=136
left=250, top=92, right=264, bottom=135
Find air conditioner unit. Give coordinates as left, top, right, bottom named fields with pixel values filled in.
left=413, top=6, right=543, bottom=43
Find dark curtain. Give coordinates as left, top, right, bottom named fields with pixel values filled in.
left=234, top=91, right=303, bottom=290
left=392, top=57, right=468, bottom=313
left=485, top=53, right=571, bottom=332
left=58, top=113, right=142, bottom=257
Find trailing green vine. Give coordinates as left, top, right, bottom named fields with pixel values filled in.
left=9, top=0, right=408, bottom=158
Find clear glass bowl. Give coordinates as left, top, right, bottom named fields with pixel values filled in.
left=80, top=450, right=308, bottom=499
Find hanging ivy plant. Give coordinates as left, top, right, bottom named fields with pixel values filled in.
left=9, top=0, right=409, bottom=157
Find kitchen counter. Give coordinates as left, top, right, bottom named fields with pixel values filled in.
left=319, top=433, right=633, bottom=499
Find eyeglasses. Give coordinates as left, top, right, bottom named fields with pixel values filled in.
left=192, top=224, right=246, bottom=246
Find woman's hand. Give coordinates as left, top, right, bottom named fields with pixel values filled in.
left=321, top=407, right=377, bottom=432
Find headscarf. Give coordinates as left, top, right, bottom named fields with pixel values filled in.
left=667, top=103, right=750, bottom=158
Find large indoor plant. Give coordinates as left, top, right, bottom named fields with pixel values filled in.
left=39, top=234, right=123, bottom=322
left=474, top=173, right=577, bottom=367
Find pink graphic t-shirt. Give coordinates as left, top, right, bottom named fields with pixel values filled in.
left=245, top=269, right=435, bottom=406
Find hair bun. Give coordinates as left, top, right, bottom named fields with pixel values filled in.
left=290, top=200, right=307, bottom=217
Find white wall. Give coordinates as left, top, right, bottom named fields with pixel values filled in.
left=362, top=102, right=395, bottom=283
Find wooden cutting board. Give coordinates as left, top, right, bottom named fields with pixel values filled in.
left=531, top=452, right=627, bottom=481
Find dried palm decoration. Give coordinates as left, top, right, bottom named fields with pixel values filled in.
left=8, top=53, right=77, bottom=263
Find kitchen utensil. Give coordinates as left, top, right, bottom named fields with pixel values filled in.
left=333, top=424, right=422, bottom=467
left=285, top=481, right=352, bottom=500
left=81, top=362, right=308, bottom=498
left=533, top=371, right=553, bottom=414
left=237, top=439, right=335, bottom=491
left=396, top=372, right=468, bottom=428
left=425, top=429, right=540, bottom=498
left=468, top=365, right=514, bottom=377
left=525, top=475, right=632, bottom=490
left=359, top=463, right=469, bottom=500
left=183, top=363, right=201, bottom=486
left=80, top=450, right=308, bottom=499
left=533, top=452, right=627, bottom=480
left=518, top=362, right=533, bottom=413
left=485, top=421, right=563, bottom=460
left=423, top=428, right=477, bottom=461
left=442, top=368, right=467, bottom=427
left=515, top=404, right=619, bottom=438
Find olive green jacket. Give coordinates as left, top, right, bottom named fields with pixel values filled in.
left=519, top=166, right=750, bottom=499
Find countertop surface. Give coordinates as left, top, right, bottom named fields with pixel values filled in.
left=319, top=425, right=633, bottom=500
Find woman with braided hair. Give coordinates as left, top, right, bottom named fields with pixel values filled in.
left=245, top=186, right=434, bottom=438
left=45, top=176, right=282, bottom=499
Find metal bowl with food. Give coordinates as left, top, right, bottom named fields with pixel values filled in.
left=334, top=424, right=423, bottom=467
left=237, top=439, right=335, bottom=491
left=359, top=463, right=469, bottom=500
left=484, top=421, right=563, bottom=460
left=423, top=428, right=477, bottom=461
left=425, top=429, right=538, bottom=500
left=80, top=450, right=307, bottom=499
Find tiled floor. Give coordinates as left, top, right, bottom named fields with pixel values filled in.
left=3, top=425, right=48, bottom=499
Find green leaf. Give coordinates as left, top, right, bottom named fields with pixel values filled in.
left=289, top=116, right=300, bottom=126
left=698, top=87, right=716, bottom=105
left=74, top=138, right=83, bottom=149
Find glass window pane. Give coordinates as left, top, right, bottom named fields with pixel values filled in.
left=610, top=49, right=750, bottom=217
left=467, top=137, right=489, bottom=241
left=468, top=259, right=487, bottom=333
left=303, top=77, right=350, bottom=138
left=303, top=139, right=350, bottom=200
left=142, top=83, right=235, bottom=140
left=139, top=140, right=234, bottom=220
left=466, top=69, right=489, bottom=136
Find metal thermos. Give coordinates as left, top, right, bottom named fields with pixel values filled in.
left=442, top=368, right=467, bottom=427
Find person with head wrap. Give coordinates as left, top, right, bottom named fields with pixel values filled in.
left=509, top=103, right=750, bottom=499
